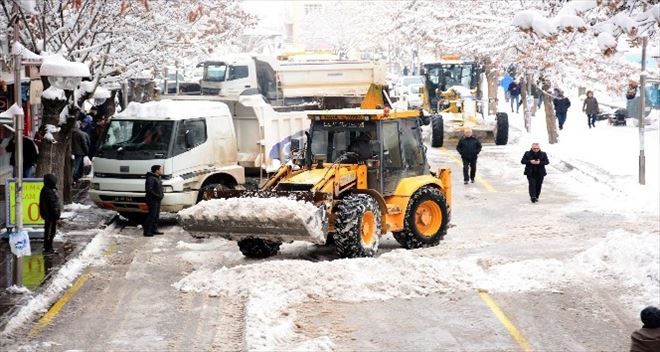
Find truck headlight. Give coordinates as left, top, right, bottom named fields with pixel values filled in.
left=163, top=186, right=174, bottom=193
left=91, top=183, right=100, bottom=190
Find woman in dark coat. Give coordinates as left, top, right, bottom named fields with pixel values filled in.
left=521, top=143, right=549, bottom=203
left=582, top=90, right=600, bottom=128
left=39, top=174, right=61, bottom=253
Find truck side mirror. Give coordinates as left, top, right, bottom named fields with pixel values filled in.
left=185, top=131, right=194, bottom=149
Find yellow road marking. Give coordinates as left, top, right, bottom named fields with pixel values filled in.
left=439, top=147, right=497, bottom=192
left=29, top=271, right=91, bottom=337
left=479, top=290, right=532, bottom=352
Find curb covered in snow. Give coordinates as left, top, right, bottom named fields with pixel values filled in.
left=1, top=222, right=117, bottom=338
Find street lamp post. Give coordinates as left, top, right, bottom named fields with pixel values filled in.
left=638, top=36, right=647, bottom=185
left=11, top=3, right=24, bottom=287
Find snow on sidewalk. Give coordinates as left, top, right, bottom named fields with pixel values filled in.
left=1, top=224, right=116, bottom=338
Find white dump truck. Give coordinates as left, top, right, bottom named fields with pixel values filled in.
left=89, top=97, right=308, bottom=223
left=198, top=54, right=386, bottom=109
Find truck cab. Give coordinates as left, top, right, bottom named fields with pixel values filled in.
left=89, top=99, right=245, bottom=223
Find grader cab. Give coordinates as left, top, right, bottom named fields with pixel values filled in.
left=178, top=106, right=452, bottom=259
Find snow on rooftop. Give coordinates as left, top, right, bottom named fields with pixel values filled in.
left=115, top=99, right=231, bottom=120
left=0, top=103, right=25, bottom=118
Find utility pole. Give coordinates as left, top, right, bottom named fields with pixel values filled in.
left=11, top=3, right=24, bottom=287
left=638, top=36, right=647, bottom=185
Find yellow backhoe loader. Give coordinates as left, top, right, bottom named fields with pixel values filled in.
left=178, top=86, right=452, bottom=258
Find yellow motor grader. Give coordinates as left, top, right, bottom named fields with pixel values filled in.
left=178, top=88, right=452, bottom=258
left=421, top=55, right=509, bottom=147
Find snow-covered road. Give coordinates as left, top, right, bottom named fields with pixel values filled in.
left=1, top=105, right=658, bottom=351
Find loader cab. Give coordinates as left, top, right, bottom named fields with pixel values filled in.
left=306, top=113, right=428, bottom=195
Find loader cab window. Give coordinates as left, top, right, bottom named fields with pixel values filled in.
left=400, top=119, right=426, bottom=174
left=172, top=119, right=207, bottom=157
left=381, top=122, right=402, bottom=169
left=309, top=121, right=377, bottom=163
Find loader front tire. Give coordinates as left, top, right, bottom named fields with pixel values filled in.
left=237, top=238, right=281, bottom=258
left=394, top=187, right=449, bottom=249
left=495, top=112, right=509, bottom=145
left=334, top=194, right=381, bottom=258
left=431, top=115, right=444, bottom=148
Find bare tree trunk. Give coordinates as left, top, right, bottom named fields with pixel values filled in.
left=483, top=58, right=499, bottom=115
left=36, top=97, right=75, bottom=203
left=541, top=79, right=559, bottom=144
left=520, top=73, right=531, bottom=132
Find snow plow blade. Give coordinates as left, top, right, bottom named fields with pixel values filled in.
left=177, top=190, right=330, bottom=244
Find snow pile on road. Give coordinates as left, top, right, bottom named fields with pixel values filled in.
left=177, top=197, right=327, bottom=244
left=173, top=230, right=658, bottom=350
left=1, top=225, right=116, bottom=338
left=573, top=230, right=660, bottom=307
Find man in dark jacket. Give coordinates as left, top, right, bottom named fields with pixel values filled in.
left=508, top=80, right=521, bottom=113
left=144, top=165, right=164, bottom=237
left=521, top=143, right=549, bottom=203
left=6, top=135, right=39, bottom=178
left=39, top=174, right=61, bottom=254
left=553, top=90, right=571, bottom=130
left=456, top=128, right=482, bottom=184
left=71, top=121, right=90, bottom=183
left=630, top=306, right=660, bottom=352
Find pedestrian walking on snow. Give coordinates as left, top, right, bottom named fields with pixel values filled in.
left=521, top=143, right=549, bottom=203
left=144, top=165, right=164, bottom=237
left=583, top=90, right=600, bottom=128
left=630, top=306, right=660, bottom=352
left=508, top=80, right=521, bottom=113
left=39, top=174, right=62, bottom=254
left=72, top=121, right=90, bottom=183
left=457, top=128, right=482, bottom=184
left=553, top=90, right=571, bottom=130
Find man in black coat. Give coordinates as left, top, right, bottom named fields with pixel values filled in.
left=521, top=143, right=550, bottom=203
left=39, top=174, right=61, bottom=254
left=553, top=90, right=571, bottom=130
left=144, top=165, right=164, bottom=237
left=456, top=128, right=482, bottom=184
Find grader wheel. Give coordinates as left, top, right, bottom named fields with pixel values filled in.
left=394, top=187, right=449, bottom=249
left=334, top=194, right=381, bottom=258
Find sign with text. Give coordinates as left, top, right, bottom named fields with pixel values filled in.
left=5, top=178, right=44, bottom=227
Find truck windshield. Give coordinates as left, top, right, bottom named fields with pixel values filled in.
left=97, top=120, right=174, bottom=160
left=204, top=63, right=227, bottom=82
left=309, top=121, right=377, bottom=162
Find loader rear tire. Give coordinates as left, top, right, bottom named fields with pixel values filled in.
left=334, top=194, right=381, bottom=258
left=237, top=238, right=281, bottom=258
left=495, top=112, right=509, bottom=145
left=431, top=115, right=444, bottom=148
left=393, top=187, right=449, bottom=249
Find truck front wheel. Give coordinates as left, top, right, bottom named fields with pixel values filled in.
left=119, top=212, right=147, bottom=225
